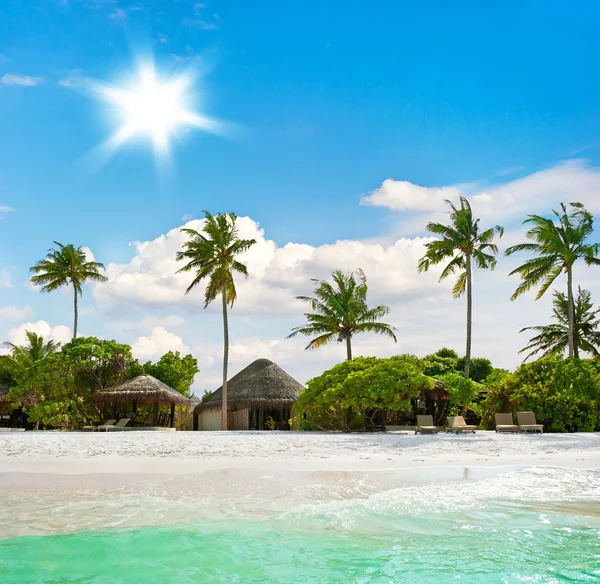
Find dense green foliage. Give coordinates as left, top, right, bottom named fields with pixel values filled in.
left=287, top=269, right=396, bottom=361
left=438, top=372, right=482, bottom=415
left=30, top=242, right=108, bottom=338
left=4, top=335, right=198, bottom=429
left=421, top=348, right=494, bottom=383
left=143, top=351, right=199, bottom=396
left=293, top=356, right=433, bottom=431
left=418, top=197, right=503, bottom=378
left=480, top=357, right=600, bottom=432
left=520, top=287, right=600, bottom=360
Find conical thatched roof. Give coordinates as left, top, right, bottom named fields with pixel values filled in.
left=195, top=358, right=303, bottom=413
left=93, top=375, right=191, bottom=406
left=421, top=379, right=450, bottom=401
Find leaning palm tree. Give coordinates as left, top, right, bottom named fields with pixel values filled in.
left=519, top=287, right=600, bottom=361
left=418, top=197, right=503, bottom=379
left=506, top=202, right=600, bottom=357
left=287, top=269, right=397, bottom=361
left=30, top=243, right=108, bottom=339
left=5, top=331, right=61, bottom=369
left=176, top=211, right=256, bottom=431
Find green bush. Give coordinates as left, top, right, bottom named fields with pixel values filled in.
left=480, top=357, right=600, bottom=432
left=438, top=372, right=482, bottom=415
left=293, top=357, right=433, bottom=431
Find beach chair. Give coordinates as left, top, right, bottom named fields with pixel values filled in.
left=107, top=418, right=131, bottom=431
left=446, top=416, right=476, bottom=434
left=495, top=413, right=519, bottom=433
left=96, top=419, right=117, bottom=432
left=517, top=411, right=544, bottom=433
left=415, top=415, right=438, bottom=435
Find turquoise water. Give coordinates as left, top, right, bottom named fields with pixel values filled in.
left=1, top=497, right=599, bottom=583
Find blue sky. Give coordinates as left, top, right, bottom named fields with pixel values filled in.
left=1, top=0, right=600, bottom=387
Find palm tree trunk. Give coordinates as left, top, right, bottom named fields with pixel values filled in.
left=221, top=289, right=229, bottom=431
left=346, top=336, right=352, bottom=361
left=464, top=257, right=472, bottom=379
left=73, top=283, right=78, bottom=339
left=567, top=266, right=575, bottom=358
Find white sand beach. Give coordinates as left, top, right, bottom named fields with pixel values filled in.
left=1, top=431, right=599, bottom=540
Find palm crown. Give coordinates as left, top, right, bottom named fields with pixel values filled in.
left=5, top=331, right=61, bottom=369
left=505, top=202, right=600, bottom=357
left=287, top=269, right=397, bottom=361
left=418, top=196, right=503, bottom=378
left=519, top=287, right=600, bottom=361
left=176, top=212, right=256, bottom=306
left=176, top=211, right=256, bottom=431
left=30, top=242, right=108, bottom=338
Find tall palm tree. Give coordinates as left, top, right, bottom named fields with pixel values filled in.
left=418, top=197, right=503, bottom=379
left=5, top=331, right=61, bottom=369
left=505, top=202, right=600, bottom=357
left=176, top=211, right=256, bottom=431
left=519, top=287, right=600, bottom=361
left=30, top=243, right=108, bottom=339
left=287, top=269, right=397, bottom=361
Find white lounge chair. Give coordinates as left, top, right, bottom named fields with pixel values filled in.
left=517, top=411, right=544, bottom=433
left=446, top=416, right=476, bottom=434
left=495, top=413, right=519, bottom=433
left=107, top=417, right=131, bottom=431
left=415, top=415, right=438, bottom=434
left=96, top=419, right=117, bottom=432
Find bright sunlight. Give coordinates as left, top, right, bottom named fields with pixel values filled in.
left=92, top=60, right=220, bottom=158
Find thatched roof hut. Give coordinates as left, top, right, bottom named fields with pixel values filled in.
left=93, top=375, right=190, bottom=406
left=421, top=379, right=449, bottom=401
left=195, top=358, right=303, bottom=414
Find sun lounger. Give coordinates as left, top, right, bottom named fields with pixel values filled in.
left=517, top=411, right=544, bottom=433
left=446, top=416, right=476, bottom=434
left=107, top=417, right=131, bottom=431
left=96, top=419, right=117, bottom=432
left=495, top=413, right=519, bottom=433
left=415, top=415, right=438, bottom=434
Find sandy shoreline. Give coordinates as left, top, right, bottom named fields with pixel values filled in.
left=1, top=431, right=598, bottom=478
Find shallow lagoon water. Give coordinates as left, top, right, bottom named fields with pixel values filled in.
left=1, top=466, right=599, bottom=583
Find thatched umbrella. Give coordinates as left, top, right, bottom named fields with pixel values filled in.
left=194, top=358, right=303, bottom=430
left=93, top=374, right=191, bottom=427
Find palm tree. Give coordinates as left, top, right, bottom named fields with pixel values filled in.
left=519, top=287, right=600, bottom=361
left=176, top=211, right=256, bottom=431
left=5, top=331, right=61, bottom=369
left=418, top=197, right=503, bottom=379
left=30, top=243, right=108, bottom=339
left=287, top=269, right=397, bottom=361
left=505, top=202, right=600, bottom=357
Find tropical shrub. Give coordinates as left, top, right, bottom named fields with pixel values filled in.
left=438, top=372, right=482, bottom=415
left=143, top=351, right=199, bottom=396
left=293, top=356, right=433, bottom=431
left=480, top=357, right=600, bottom=432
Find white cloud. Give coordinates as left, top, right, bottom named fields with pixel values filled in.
left=140, top=315, right=185, bottom=329
left=131, top=326, right=190, bottom=362
left=362, top=160, right=600, bottom=224
left=109, top=8, right=127, bottom=21
left=1, top=74, right=42, bottom=87
left=0, top=268, right=13, bottom=288
left=0, top=205, right=13, bottom=213
left=5, top=321, right=72, bottom=346
left=0, top=305, right=34, bottom=320
left=181, top=214, right=193, bottom=221
left=92, top=216, right=444, bottom=316
left=361, top=179, right=462, bottom=211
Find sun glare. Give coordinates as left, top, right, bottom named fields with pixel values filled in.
left=91, top=60, right=220, bottom=161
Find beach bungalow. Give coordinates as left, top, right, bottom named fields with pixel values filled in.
left=93, top=374, right=191, bottom=429
left=193, top=358, right=303, bottom=431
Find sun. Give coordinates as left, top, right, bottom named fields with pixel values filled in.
left=91, top=60, right=220, bottom=159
